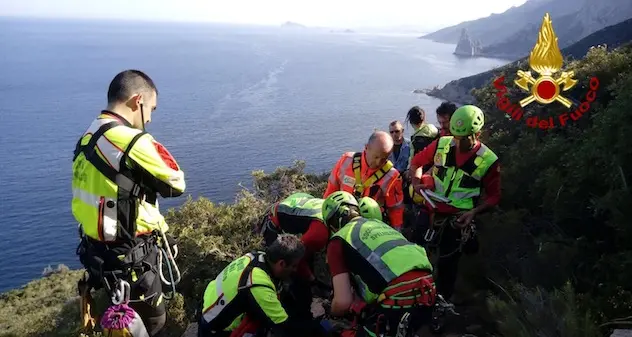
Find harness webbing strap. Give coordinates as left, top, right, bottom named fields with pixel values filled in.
left=377, top=275, right=436, bottom=308
left=73, top=121, right=144, bottom=198
left=352, top=152, right=394, bottom=198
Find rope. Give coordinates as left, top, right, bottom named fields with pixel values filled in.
left=157, top=229, right=181, bottom=300
left=425, top=215, right=471, bottom=260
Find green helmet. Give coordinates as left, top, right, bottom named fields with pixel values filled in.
left=449, top=105, right=485, bottom=136
left=358, top=197, right=382, bottom=221
left=322, top=191, right=359, bottom=232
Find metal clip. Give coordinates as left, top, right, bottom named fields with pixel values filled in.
left=395, top=312, right=411, bottom=337
left=111, top=280, right=131, bottom=305
left=423, top=228, right=436, bottom=242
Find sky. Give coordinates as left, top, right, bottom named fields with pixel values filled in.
left=0, top=0, right=529, bottom=31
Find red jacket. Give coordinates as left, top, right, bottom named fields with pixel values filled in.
left=324, top=151, right=404, bottom=228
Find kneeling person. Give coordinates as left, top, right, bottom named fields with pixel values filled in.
left=323, top=191, right=437, bottom=337
left=199, top=234, right=323, bottom=337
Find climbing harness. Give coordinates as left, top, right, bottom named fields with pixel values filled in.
left=424, top=214, right=476, bottom=264
left=351, top=152, right=394, bottom=199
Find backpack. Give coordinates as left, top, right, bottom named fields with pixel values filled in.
left=100, top=304, right=149, bottom=337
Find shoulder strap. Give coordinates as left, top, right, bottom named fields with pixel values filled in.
left=73, top=121, right=144, bottom=198
left=352, top=152, right=364, bottom=198
left=237, top=252, right=275, bottom=291
left=352, top=152, right=395, bottom=198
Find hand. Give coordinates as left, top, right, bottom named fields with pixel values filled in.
left=455, top=210, right=476, bottom=228
left=412, top=183, right=425, bottom=195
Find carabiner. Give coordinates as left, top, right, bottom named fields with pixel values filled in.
left=111, top=280, right=131, bottom=305
left=423, top=228, right=436, bottom=242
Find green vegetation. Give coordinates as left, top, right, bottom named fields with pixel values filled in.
left=1, top=45, right=632, bottom=337
left=472, top=42, right=632, bottom=336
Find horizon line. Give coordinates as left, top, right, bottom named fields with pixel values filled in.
left=0, top=14, right=438, bottom=32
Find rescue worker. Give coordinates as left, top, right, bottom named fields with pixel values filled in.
left=198, top=234, right=325, bottom=337
left=404, top=106, right=438, bottom=209
left=405, top=106, right=438, bottom=165
left=324, top=131, right=404, bottom=231
left=72, top=69, right=186, bottom=336
left=436, top=102, right=457, bottom=137
left=322, top=191, right=437, bottom=337
left=254, top=192, right=329, bottom=323
left=254, top=192, right=386, bottom=321
left=255, top=193, right=385, bottom=282
left=409, top=104, right=500, bottom=305
left=358, top=196, right=383, bottom=222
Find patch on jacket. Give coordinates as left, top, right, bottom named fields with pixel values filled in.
left=434, top=153, right=443, bottom=166
left=343, top=175, right=356, bottom=187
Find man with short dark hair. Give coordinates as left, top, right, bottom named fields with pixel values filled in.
left=73, top=69, right=186, bottom=336
left=199, top=234, right=327, bottom=337
left=436, top=102, right=457, bottom=136
left=324, top=131, right=404, bottom=231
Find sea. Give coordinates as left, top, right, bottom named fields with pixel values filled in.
left=0, top=17, right=510, bottom=293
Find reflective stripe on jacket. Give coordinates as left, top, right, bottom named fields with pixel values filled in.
left=324, top=151, right=404, bottom=228
left=201, top=252, right=287, bottom=332
left=331, top=217, right=432, bottom=304
left=71, top=112, right=185, bottom=242
left=430, top=136, right=498, bottom=210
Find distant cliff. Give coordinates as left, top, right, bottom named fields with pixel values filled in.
left=480, top=0, right=632, bottom=60
left=420, top=0, right=578, bottom=46
left=421, top=0, right=632, bottom=60
left=453, top=28, right=483, bottom=57
left=424, top=18, right=632, bottom=103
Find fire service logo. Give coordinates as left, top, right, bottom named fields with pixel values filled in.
left=493, top=13, right=600, bottom=129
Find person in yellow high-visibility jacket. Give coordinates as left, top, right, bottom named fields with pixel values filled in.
left=72, top=69, right=186, bottom=336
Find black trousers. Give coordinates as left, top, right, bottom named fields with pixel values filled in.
left=79, top=237, right=167, bottom=336
left=126, top=248, right=167, bottom=337
left=411, top=208, right=478, bottom=300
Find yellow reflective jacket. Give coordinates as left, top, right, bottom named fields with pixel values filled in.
left=71, top=111, right=186, bottom=242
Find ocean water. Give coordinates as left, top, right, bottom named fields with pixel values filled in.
left=0, top=17, right=509, bottom=293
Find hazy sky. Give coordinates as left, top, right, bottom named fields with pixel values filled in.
left=0, top=0, right=529, bottom=30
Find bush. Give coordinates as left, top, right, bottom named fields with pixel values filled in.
left=487, top=282, right=601, bottom=337
left=471, top=43, right=632, bottom=336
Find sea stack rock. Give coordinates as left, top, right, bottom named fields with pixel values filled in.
left=454, top=28, right=482, bottom=57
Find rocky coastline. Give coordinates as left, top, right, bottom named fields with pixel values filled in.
left=415, top=82, right=476, bottom=105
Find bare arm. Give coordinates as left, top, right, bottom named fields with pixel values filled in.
left=331, top=273, right=354, bottom=316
